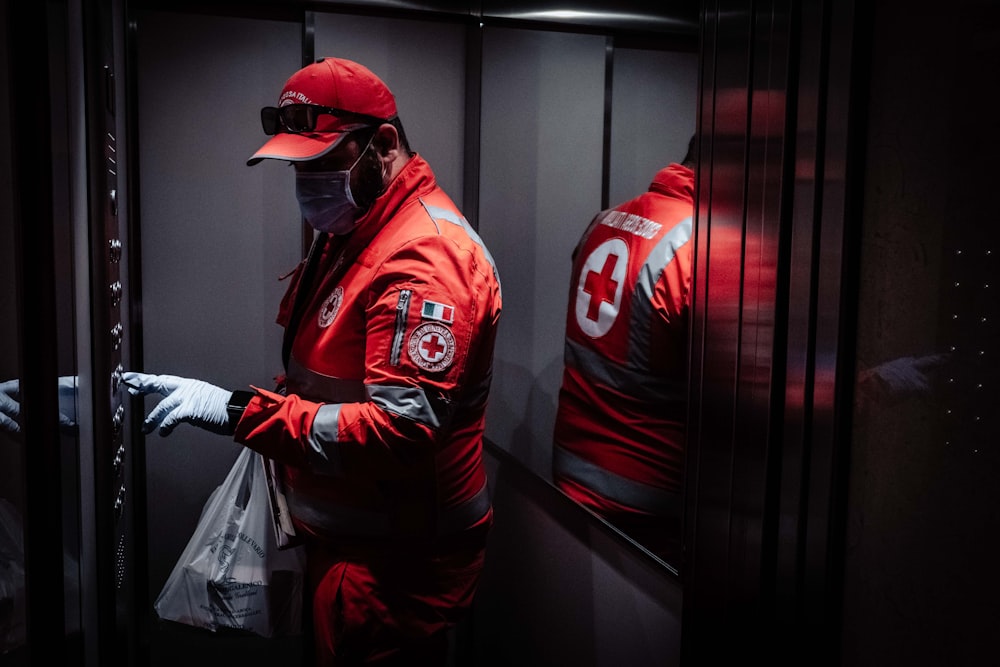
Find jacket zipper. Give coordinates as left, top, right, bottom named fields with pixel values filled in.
left=390, top=289, right=412, bottom=366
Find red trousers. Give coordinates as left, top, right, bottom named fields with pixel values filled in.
left=303, top=533, right=487, bottom=666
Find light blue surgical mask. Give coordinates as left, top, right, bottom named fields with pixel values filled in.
left=295, top=141, right=370, bottom=235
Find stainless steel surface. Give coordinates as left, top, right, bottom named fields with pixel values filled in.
left=482, top=0, right=698, bottom=35
left=129, top=0, right=699, bottom=37
left=0, top=0, right=144, bottom=663
left=684, top=0, right=864, bottom=660
left=3, top=0, right=81, bottom=662
left=841, top=2, right=1000, bottom=663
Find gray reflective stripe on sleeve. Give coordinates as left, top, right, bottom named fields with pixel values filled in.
left=287, top=355, right=366, bottom=403
left=306, top=403, right=344, bottom=476
left=367, top=383, right=448, bottom=429
left=553, top=444, right=681, bottom=516
left=390, top=289, right=412, bottom=366
left=628, top=216, right=692, bottom=369
left=418, top=199, right=466, bottom=228
left=418, top=198, right=502, bottom=299
left=564, top=337, right=685, bottom=403
left=286, top=479, right=491, bottom=537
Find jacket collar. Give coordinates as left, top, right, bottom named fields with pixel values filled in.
left=349, top=153, right=435, bottom=247
left=649, top=163, right=695, bottom=201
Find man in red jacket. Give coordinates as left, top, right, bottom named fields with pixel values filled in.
left=126, top=57, right=501, bottom=666
left=552, top=138, right=695, bottom=564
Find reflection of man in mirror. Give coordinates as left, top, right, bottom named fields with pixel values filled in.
left=553, top=136, right=696, bottom=564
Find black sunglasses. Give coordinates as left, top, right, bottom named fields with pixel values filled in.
left=260, top=104, right=389, bottom=135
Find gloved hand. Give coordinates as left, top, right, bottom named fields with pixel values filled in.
left=0, top=380, right=20, bottom=433
left=863, top=353, right=949, bottom=397
left=123, top=372, right=233, bottom=436
left=1, top=376, right=79, bottom=434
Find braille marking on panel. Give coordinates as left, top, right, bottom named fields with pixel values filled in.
left=942, top=247, right=998, bottom=454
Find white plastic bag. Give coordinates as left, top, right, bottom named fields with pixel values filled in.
left=154, top=448, right=306, bottom=637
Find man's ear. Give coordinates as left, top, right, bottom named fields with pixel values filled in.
left=372, top=123, right=400, bottom=157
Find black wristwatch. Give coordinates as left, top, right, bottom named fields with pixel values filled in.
left=226, top=390, right=255, bottom=432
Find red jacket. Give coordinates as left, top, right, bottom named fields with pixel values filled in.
left=234, top=155, right=501, bottom=542
left=553, top=163, right=694, bottom=518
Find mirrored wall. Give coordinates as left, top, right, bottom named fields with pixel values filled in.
left=131, top=10, right=699, bottom=640
left=479, top=26, right=697, bottom=566
left=1, top=3, right=88, bottom=660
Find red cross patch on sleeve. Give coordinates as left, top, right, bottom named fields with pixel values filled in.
left=407, top=322, right=456, bottom=372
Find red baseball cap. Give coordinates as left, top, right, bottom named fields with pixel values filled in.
left=247, top=57, right=397, bottom=166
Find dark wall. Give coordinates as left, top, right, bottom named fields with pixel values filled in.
left=842, top=1, right=1000, bottom=664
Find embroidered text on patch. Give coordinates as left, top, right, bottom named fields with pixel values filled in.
left=408, top=322, right=456, bottom=372
left=599, top=210, right=662, bottom=239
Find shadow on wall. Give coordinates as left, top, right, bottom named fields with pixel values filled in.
left=486, top=355, right=563, bottom=481
left=472, top=445, right=682, bottom=667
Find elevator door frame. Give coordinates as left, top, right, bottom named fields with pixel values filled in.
left=682, top=1, right=867, bottom=663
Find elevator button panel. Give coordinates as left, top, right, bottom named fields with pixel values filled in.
left=108, top=238, right=122, bottom=263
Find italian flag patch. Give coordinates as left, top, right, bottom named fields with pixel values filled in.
left=421, top=299, right=455, bottom=324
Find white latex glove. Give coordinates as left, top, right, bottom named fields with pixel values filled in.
left=862, top=353, right=949, bottom=397
left=123, top=372, right=233, bottom=436
left=0, top=376, right=78, bottom=434
left=0, top=380, right=19, bottom=433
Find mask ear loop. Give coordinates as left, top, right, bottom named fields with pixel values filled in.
left=348, top=132, right=377, bottom=172
left=365, top=128, right=390, bottom=199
